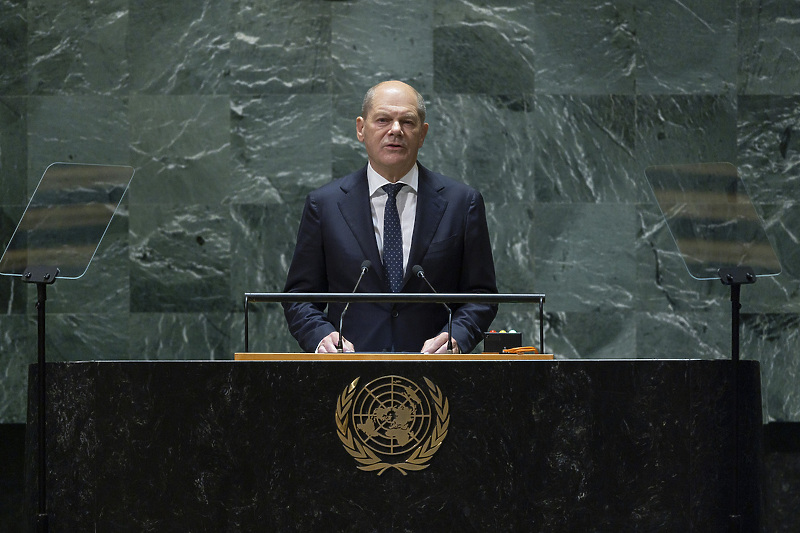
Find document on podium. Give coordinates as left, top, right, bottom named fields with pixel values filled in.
left=644, top=162, right=781, bottom=281
left=0, top=162, right=135, bottom=279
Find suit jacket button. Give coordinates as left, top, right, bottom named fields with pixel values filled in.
left=391, top=309, right=399, bottom=318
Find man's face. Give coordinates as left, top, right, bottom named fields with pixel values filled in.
left=356, top=82, right=428, bottom=182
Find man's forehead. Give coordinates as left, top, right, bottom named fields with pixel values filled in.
left=371, top=103, right=418, bottom=116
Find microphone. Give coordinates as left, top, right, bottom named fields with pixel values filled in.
left=338, top=260, right=372, bottom=352
left=411, top=265, right=454, bottom=353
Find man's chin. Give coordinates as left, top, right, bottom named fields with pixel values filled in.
left=377, top=153, right=412, bottom=165
left=380, top=148, right=408, bottom=159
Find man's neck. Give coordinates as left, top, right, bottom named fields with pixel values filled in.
left=369, top=161, right=417, bottom=183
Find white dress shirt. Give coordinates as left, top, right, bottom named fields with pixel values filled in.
left=367, top=162, right=418, bottom=277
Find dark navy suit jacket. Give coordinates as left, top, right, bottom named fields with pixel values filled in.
left=283, top=163, right=498, bottom=353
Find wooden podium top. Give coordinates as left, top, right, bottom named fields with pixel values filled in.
left=234, top=352, right=554, bottom=361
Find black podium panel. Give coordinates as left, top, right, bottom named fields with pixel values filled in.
left=27, top=360, right=761, bottom=532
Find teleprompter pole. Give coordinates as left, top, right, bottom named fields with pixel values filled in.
left=23, top=266, right=60, bottom=533
left=718, top=266, right=756, bottom=533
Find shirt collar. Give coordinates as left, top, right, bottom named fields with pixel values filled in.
left=367, top=162, right=419, bottom=196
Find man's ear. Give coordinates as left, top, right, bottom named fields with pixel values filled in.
left=356, top=116, right=365, bottom=142
left=418, top=122, right=429, bottom=147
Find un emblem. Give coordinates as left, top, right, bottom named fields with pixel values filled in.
left=335, top=375, right=450, bottom=475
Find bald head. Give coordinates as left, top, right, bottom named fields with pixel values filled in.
left=361, top=81, right=426, bottom=124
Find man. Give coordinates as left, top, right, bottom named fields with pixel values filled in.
left=283, top=80, right=497, bottom=353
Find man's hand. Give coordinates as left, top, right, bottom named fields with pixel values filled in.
left=316, top=331, right=354, bottom=353
left=420, top=332, right=459, bottom=354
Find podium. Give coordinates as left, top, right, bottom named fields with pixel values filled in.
left=27, top=357, right=761, bottom=531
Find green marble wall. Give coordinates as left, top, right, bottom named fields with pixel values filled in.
left=1, top=0, right=799, bottom=423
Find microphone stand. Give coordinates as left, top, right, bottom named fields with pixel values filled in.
left=412, top=265, right=454, bottom=353
left=337, top=260, right=371, bottom=352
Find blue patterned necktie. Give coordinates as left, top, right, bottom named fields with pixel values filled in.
left=382, top=183, right=405, bottom=292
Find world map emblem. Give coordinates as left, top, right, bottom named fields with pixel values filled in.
left=335, top=375, right=450, bottom=475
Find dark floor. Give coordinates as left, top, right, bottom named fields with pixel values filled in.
left=1, top=422, right=798, bottom=532
left=0, top=424, right=25, bottom=533
left=762, top=422, right=800, bottom=533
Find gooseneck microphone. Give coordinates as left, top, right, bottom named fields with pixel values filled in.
left=338, top=260, right=372, bottom=352
left=411, top=265, right=454, bottom=353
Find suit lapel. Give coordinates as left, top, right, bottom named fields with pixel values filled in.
left=404, top=165, right=447, bottom=288
left=337, top=168, right=386, bottom=284
left=337, top=164, right=448, bottom=291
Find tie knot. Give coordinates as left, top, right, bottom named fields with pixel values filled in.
left=382, top=183, right=404, bottom=199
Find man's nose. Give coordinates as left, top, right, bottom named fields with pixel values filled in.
left=390, top=120, right=402, bottom=134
